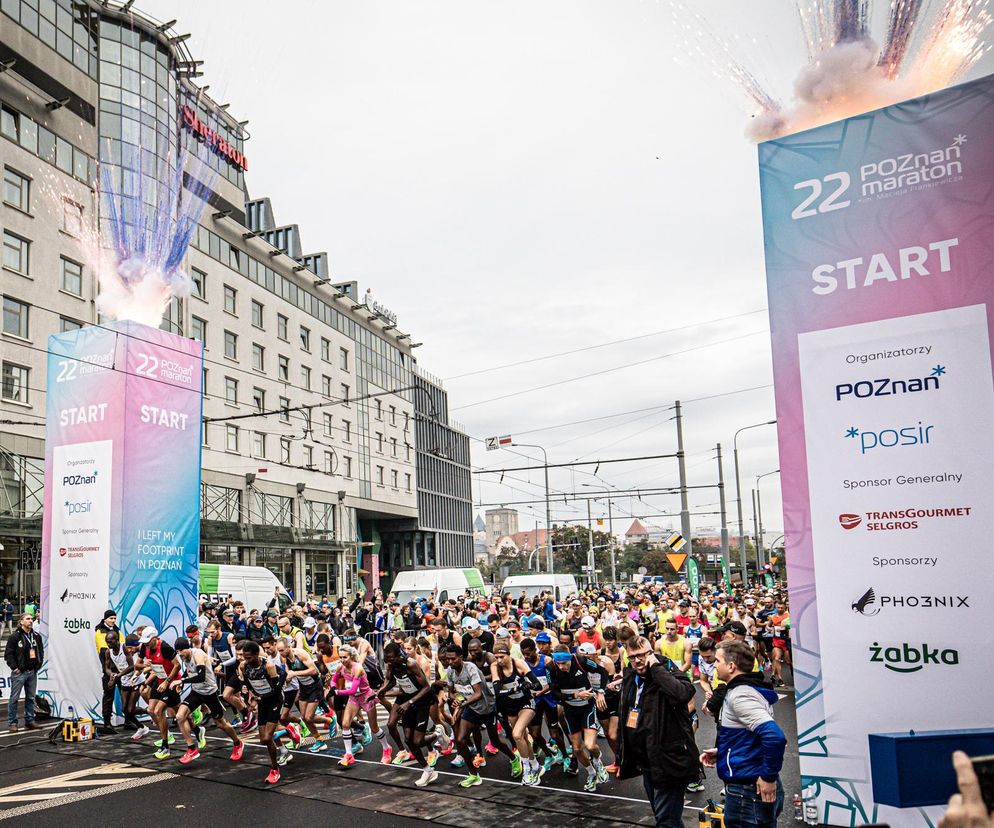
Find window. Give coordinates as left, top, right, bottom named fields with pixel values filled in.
left=161, top=297, right=183, bottom=336
left=2, top=297, right=29, bottom=338
left=375, top=399, right=382, bottom=420
left=280, top=437, right=291, bottom=463
left=56, top=256, right=83, bottom=296
left=323, top=413, right=333, bottom=436
left=253, top=387, right=266, bottom=412
left=251, top=299, right=263, bottom=328
left=324, top=451, right=334, bottom=474
left=391, top=470, right=398, bottom=488
left=341, top=384, right=350, bottom=405
left=278, top=355, right=289, bottom=382
left=304, top=445, right=314, bottom=468
left=404, top=412, right=410, bottom=432
left=225, top=376, right=238, bottom=405
left=191, top=316, right=206, bottom=343
left=405, top=442, right=411, bottom=461
left=224, top=330, right=237, bottom=360
left=321, top=375, right=331, bottom=397
left=223, top=284, right=237, bottom=314
left=252, top=343, right=264, bottom=371
left=339, top=347, right=349, bottom=371
left=60, top=317, right=81, bottom=332
left=203, top=368, right=209, bottom=398
left=376, top=432, right=383, bottom=453
left=1, top=106, right=18, bottom=141
left=2, top=362, right=29, bottom=403
left=300, top=326, right=310, bottom=351
left=391, top=437, right=397, bottom=457
left=376, top=465, right=384, bottom=486
left=279, top=396, right=291, bottom=424
left=342, top=420, right=351, bottom=441
left=343, top=456, right=352, bottom=478
left=253, top=431, right=266, bottom=459
left=277, top=314, right=288, bottom=341
left=202, top=418, right=209, bottom=447
left=192, top=268, right=206, bottom=298
left=321, top=338, right=330, bottom=362
left=3, top=231, right=29, bottom=274
left=302, top=408, right=313, bottom=435
left=300, top=365, right=311, bottom=390
left=225, top=424, right=239, bottom=452
left=389, top=406, right=396, bottom=426
left=3, top=168, right=29, bottom=212
left=62, top=199, right=83, bottom=236
left=405, top=473, right=412, bottom=492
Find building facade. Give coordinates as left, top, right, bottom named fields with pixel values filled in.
left=484, top=507, right=519, bottom=558
left=0, top=0, right=471, bottom=605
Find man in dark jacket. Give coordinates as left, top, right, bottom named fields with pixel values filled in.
left=4, top=613, right=44, bottom=732
left=617, top=635, right=701, bottom=827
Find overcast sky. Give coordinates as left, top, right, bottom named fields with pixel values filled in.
left=141, top=1, right=994, bottom=545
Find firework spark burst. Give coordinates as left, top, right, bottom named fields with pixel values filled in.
left=677, top=0, right=993, bottom=141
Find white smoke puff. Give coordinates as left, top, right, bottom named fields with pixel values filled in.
left=793, top=39, right=884, bottom=104
left=745, top=110, right=790, bottom=142
left=166, top=268, right=193, bottom=298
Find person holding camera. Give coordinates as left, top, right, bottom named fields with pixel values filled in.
left=4, top=613, right=43, bottom=732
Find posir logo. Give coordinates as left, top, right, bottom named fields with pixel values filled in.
left=835, top=365, right=945, bottom=402
left=63, top=470, right=99, bottom=487
left=839, top=514, right=862, bottom=530
left=844, top=421, right=934, bottom=454
left=854, top=588, right=968, bottom=615
left=64, top=499, right=92, bottom=515
left=63, top=617, right=91, bottom=634
left=868, top=641, right=959, bottom=673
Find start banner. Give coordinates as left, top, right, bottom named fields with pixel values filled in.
left=40, top=321, right=202, bottom=719
left=759, top=75, right=994, bottom=825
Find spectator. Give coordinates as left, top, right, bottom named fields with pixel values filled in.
left=94, top=609, right=118, bottom=653
left=22, top=596, right=37, bottom=618
left=940, top=750, right=993, bottom=828
left=4, top=613, right=43, bottom=732
left=0, top=598, right=13, bottom=638
left=616, top=635, right=701, bottom=827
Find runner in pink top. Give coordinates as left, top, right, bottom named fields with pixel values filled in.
left=333, top=645, right=392, bottom=766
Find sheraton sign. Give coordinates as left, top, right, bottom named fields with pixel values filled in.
left=181, top=104, right=248, bottom=171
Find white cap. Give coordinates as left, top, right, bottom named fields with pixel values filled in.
left=138, top=626, right=158, bottom=644
left=495, top=626, right=511, bottom=638
left=581, top=615, right=595, bottom=628
left=462, top=616, right=480, bottom=630
left=577, top=642, right=597, bottom=656
left=303, top=616, right=317, bottom=629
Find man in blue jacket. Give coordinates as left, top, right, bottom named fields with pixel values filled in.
left=701, top=639, right=787, bottom=828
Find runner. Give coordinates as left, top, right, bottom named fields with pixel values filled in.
left=332, top=644, right=390, bottom=767
left=598, top=626, right=624, bottom=773
left=98, top=629, right=129, bottom=734
left=444, top=643, right=506, bottom=788
left=520, top=636, right=566, bottom=772
left=279, top=638, right=331, bottom=751
left=380, top=641, right=438, bottom=786
left=207, top=620, right=249, bottom=731
left=770, top=599, right=792, bottom=687
left=239, top=640, right=285, bottom=784
left=136, top=627, right=182, bottom=760
left=120, top=633, right=145, bottom=734
left=171, top=636, right=243, bottom=764
left=491, top=641, right=541, bottom=785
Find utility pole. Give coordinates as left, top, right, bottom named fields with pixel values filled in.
left=586, top=499, right=595, bottom=586
left=608, top=496, right=616, bottom=584
left=674, top=400, right=692, bottom=569
left=751, top=488, right=760, bottom=586
left=716, top=443, right=730, bottom=589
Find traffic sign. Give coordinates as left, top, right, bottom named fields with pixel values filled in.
left=485, top=437, right=499, bottom=451
left=666, top=552, right=687, bottom=572
left=498, top=435, right=513, bottom=446
left=666, top=532, right=686, bottom=552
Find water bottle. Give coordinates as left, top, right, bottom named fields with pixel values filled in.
left=793, top=793, right=804, bottom=821
left=67, top=703, right=76, bottom=722
left=804, top=801, right=818, bottom=825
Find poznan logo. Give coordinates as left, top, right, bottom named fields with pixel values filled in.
left=835, top=365, right=945, bottom=402
left=868, top=641, right=959, bottom=673
left=62, top=470, right=99, bottom=487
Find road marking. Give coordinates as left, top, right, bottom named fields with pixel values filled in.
left=0, top=772, right=172, bottom=820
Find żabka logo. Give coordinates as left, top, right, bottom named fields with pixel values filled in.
left=839, top=514, right=862, bottom=530
left=869, top=641, right=959, bottom=673
left=63, top=617, right=91, bottom=634
left=835, top=366, right=945, bottom=402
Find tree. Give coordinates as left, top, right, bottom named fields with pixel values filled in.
left=551, top=524, right=614, bottom=576
left=618, top=539, right=650, bottom=578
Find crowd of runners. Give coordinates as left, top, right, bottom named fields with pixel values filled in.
left=95, top=580, right=792, bottom=790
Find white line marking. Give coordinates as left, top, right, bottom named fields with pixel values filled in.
left=0, top=794, right=70, bottom=803
left=0, top=772, right=172, bottom=820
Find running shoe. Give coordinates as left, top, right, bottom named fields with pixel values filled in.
left=179, top=747, right=200, bottom=765
left=549, top=746, right=564, bottom=766
left=603, top=763, right=618, bottom=775
left=230, top=716, right=243, bottom=729
left=230, top=741, right=244, bottom=762
left=380, top=746, right=394, bottom=765
left=472, top=754, right=487, bottom=769
left=339, top=752, right=356, bottom=768
left=597, top=765, right=610, bottom=784
left=277, top=747, right=293, bottom=766
left=415, top=767, right=438, bottom=788
left=426, top=750, right=439, bottom=768
left=596, top=724, right=605, bottom=738
left=154, top=747, right=170, bottom=760
left=438, top=743, right=454, bottom=756
left=686, top=781, right=706, bottom=792
left=131, top=725, right=149, bottom=741
left=299, top=721, right=312, bottom=738
left=353, top=742, right=365, bottom=756
left=521, top=769, right=533, bottom=786
left=265, top=768, right=281, bottom=785
left=196, top=726, right=207, bottom=750
left=563, top=757, right=578, bottom=776
left=153, top=734, right=176, bottom=748
left=238, top=717, right=256, bottom=735
left=459, top=773, right=483, bottom=788
left=391, top=750, right=413, bottom=765
left=361, top=722, right=372, bottom=746
left=510, top=752, right=523, bottom=778
left=584, top=774, right=598, bottom=792
left=327, top=719, right=339, bottom=739
left=191, top=708, right=204, bottom=727
left=484, top=741, right=498, bottom=755
left=451, top=755, right=466, bottom=768
left=285, top=723, right=302, bottom=747
left=542, top=754, right=555, bottom=773
left=308, top=741, right=328, bottom=753
left=533, top=764, right=547, bottom=785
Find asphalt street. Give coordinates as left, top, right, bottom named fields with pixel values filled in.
left=0, top=682, right=802, bottom=827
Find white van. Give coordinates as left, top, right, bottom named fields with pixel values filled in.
left=501, top=574, right=579, bottom=603
left=390, top=568, right=486, bottom=604
left=198, top=564, right=292, bottom=612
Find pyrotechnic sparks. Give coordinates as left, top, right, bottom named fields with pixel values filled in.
left=678, top=0, right=993, bottom=141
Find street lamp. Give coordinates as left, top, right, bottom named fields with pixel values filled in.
left=734, top=420, right=776, bottom=586
left=512, top=442, right=554, bottom=576
left=755, top=469, right=780, bottom=569
left=582, top=483, right=618, bottom=584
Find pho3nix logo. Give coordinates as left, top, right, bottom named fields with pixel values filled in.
left=852, top=587, right=970, bottom=616
left=835, top=366, right=945, bottom=402
left=59, top=588, right=95, bottom=603
left=869, top=641, right=959, bottom=673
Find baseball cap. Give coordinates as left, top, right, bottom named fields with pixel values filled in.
left=495, top=627, right=510, bottom=639
left=535, top=631, right=552, bottom=643
left=722, top=621, right=748, bottom=637
left=173, top=636, right=190, bottom=651
left=303, top=617, right=317, bottom=629
left=618, top=603, right=629, bottom=610
left=581, top=615, right=595, bottom=628
left=462, top=617, right=480, bottom=630
left=138, top=626, right=158, bottom=644
left=577, top=642, right=597, bottom=656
